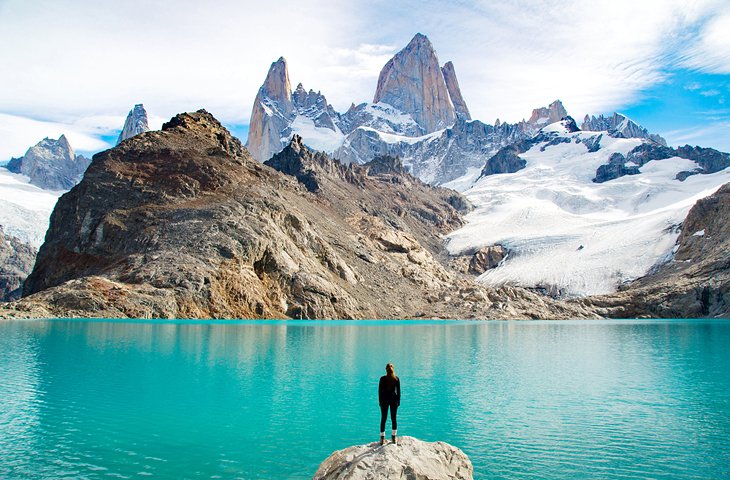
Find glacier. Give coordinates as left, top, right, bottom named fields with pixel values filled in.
left=445, top=122, right=730, bottom=297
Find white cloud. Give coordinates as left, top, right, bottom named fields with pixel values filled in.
left=663, top=121, right=730, bottom=151
left=679, top=7, right=730, bottom=73
left=0, top=0, right=728, bottom=152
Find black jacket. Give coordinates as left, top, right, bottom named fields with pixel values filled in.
left=379, top=375, right=400, bottom=406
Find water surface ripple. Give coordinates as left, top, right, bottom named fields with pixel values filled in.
left=1, top=319, right=729, bottom=479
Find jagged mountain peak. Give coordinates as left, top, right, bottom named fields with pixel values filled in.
left=373, top=33, right=456, bottom=133
left=57, top=134, right=71, bottom=147
left=581, top=112, right=667, bottom=145
left=260, top=57, right=292, bottom=107
left=441, top=61, right=471, bottom=121
left=117, top=103, right=149, bottom=145
left=5, top=134, right=89, bottom=190
left=527, top=99, right=567, bottom=126
left=407, top=32, right=432, bottom=48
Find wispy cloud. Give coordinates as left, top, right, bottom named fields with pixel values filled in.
left=0, top=0, right=728, bottom=155
left=679, top=6, right=730, bottom=74
left=663, top=120, right=730, bottom=151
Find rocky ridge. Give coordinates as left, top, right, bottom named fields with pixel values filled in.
left=6, top=135, right=91, bottom=190
left=312, top=436, right=473, bottom=480
left=592, top=143, right=730, bottom=183
left=582, top=112, right=666, bottom=145
left=6, top=110, right=595, bottom=320
left=117, top=104, right=150, bottom=145
left=245, top=33, right=674, bottom=187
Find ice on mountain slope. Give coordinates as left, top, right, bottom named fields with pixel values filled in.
left=0, top=168, right=61, bottom=247
left=288, top=116, right=345, bottom=152
left=445, top=130, right=730, bottom=296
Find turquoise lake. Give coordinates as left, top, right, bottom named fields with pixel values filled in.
left=1, top=319, right=729, bottom=479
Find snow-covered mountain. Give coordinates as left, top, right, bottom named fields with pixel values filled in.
left=245, top=34, right=473, bottom=165
left=582, top=112, right=667, bottom=146
left=117, top=104, right=149, bottom=144
left=246, top=34, right=675, bottom=186
left=444, top=119, right=730, bottom=297
left=6, top=134, right=90, bottom=190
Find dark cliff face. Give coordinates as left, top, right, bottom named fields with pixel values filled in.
left=592, top=142, right=730, bottom=183
left=18, top=110, right=590, bottom=320
left=584, top=182, right=730, bottom=317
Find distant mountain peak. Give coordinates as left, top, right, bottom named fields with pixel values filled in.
left=260, top=57, right=293, bottom=110
left=527, top=99, right=567, bottom=127
left=373, top=33, right=457, bottom=133
left=6, top=135, right=90, bottom=190
left=117, top=104, right=149, bottom=145
left=581, top=112, right=666, bottom=145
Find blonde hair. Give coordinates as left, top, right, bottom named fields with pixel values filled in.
left=385, top=363, right=397, bottom=380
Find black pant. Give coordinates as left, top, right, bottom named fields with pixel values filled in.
left=380, top=403, right=398, bottom=432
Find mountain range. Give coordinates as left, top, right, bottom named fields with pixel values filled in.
left=245, top=34, right=672, bottom=186
left=0, top=34, right=728, bottom=316
left=0, top=104, right=150, bottom=301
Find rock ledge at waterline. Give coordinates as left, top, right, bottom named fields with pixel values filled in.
left=313, top=436, right=473, bottom=480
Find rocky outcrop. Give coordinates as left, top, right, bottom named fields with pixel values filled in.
left=6, top=135, right=91, bottom=190
left=479, top=144, right=528, bottom=177
left=583, top=183, right=730, bottom=317
left=468, top=245, right=507, bottom=274
left=10, top=110, right=597, bottom=320
left=592, top=142, right=730, bottom=183
left=441, top=61, right=471, bottom=121
left=581, top=112, right=667, bottom=145
left=265, top=134, right=359, bottom=193
left=312, top=436, right=473, bottom=480
left=0, top=228, right=36, bottom=301
left=674, top=145, right=730, bottom=181
left=527, top=100, right=567, bottom=129
left=373, top=33, right=456, bottom=134
left=593, top=152, right=642, bottom=183
left=117, top=104, right=149, bottom=145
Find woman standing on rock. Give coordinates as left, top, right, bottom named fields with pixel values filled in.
left=379, top=363, right=401, bottom=445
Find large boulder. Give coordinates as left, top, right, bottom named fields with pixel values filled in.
left=313, top=436, right=473, bottom=480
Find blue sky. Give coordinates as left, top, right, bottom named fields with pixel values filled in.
left=0, top=0, right=728, bottom=159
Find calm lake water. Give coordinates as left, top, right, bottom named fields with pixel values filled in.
left=1, top=319, right=729, bottom=479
